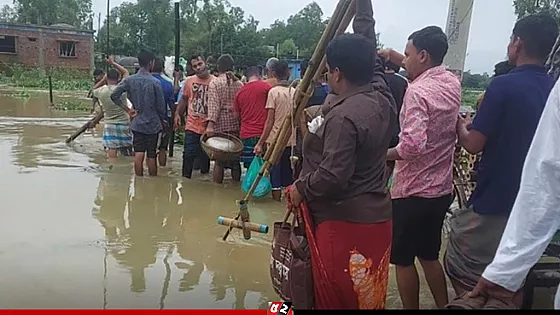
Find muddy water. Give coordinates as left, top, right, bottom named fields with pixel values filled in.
left=0, top=94, right=441, bottom=309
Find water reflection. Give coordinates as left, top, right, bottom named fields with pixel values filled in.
left=91, top=166, right=281, bottom=309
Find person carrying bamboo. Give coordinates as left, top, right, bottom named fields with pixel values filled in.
left=286, top=0, right=396, bottom=309
left=92, top=56, right=133, bottom=159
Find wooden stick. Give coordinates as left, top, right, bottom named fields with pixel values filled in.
left=221, top=0, right=356, bottom=241
left=65, top=111, right=104, bottom=144
left=217, top=216, right=269, bottom=234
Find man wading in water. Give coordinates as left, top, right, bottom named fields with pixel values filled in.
left=111, top=50, right=168, bottom=177
left=174, top=55, right=214, bottom=179
left=205, top=54, right=244, bottom=184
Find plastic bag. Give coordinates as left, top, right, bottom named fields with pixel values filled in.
left=242, top=157, right=272, bottom=199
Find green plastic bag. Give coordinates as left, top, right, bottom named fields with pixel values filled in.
left=242, top=157, right=272, bottom=199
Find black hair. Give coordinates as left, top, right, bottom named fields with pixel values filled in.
left=217, top=54, right=234, bottom=72
left=138, top=49, right=155, bottom=68
left=93, top=69, right=104, bottom=77
left=273, top=60, right=290, bottom=80
left=106, top=69, right=119, bottom=81
left=385, top=60, right=401, bottom=73
left=493, top=60, right=515, bottom=77
left=326, top=34, right=375, bottom=85
left=178, top=65, right=184, bottom=72
left=513, top=13, right=559, bottom=61
left=245, top=66, right=260, bottom=78
left=153, top=57, right=164, bottom=73
left=408, top=26, right=449, bottom=66
left=190, top=54, right=205, bottom=65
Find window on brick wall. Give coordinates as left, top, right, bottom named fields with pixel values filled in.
left=59, top=41, right=76, bottom=57
left=0, top=35, right=16, bottom=54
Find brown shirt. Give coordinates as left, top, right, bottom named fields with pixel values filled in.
left=295, top=84, right=394, bottom=225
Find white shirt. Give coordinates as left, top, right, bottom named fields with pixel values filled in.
left=482, top=78, right=560, bottom=309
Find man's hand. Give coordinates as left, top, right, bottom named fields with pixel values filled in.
left=106, top=55, right=115, bottom=65
left=287, top=184, right=303, bottom=207
left=127, top=109, right=137, bottom=120
left=253, top=143, right=263, bottom=156
left=173, top=113, right=182, bottom=131
left=378, top=49, right=392, bottom=62
left=457, top=112, right=472, bottom=133
left=206, top=121, right=216, bottom=134
left=469, top=277, right=515, bottom=302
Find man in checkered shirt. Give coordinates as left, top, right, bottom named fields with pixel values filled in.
left=206, top=54, right=244, bottom=184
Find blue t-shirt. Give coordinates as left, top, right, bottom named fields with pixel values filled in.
left=468, top=64, right=554, bottom=216
left=152, top=73, right=175, bottom=117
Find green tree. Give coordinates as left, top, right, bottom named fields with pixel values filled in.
left=514, top=0, right=560, bottom=21
left=279, top=39, right=297, bottom=58
left=94, top=0, right=331, bottom=68
left=9, top=0, right=92, bottom=28
left=0, top=5, right=16, bottom=22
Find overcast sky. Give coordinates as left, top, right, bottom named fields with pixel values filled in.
left=1, top=0, right=517, bottom=73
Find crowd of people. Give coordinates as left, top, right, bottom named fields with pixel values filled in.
left=88, top=0, right=560, bottom=309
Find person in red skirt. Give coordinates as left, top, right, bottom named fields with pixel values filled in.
left=287, top=1, right=396, bottom=309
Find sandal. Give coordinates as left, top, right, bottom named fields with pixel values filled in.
left=445, top=292, right=487, bottom=309
left=482, top=298, right=518, bottom=310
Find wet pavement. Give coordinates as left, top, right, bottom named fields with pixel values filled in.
left=0, top=92, right=473, bottom=309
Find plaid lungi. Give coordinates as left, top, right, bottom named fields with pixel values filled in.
left=103, top=122, right=133, bottom=149
left=241, top=137, right=259, bottom=169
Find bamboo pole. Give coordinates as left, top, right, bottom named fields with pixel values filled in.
left=65, top=111, right=104, bottom=143
left=221, top=0, right=356, bottom=241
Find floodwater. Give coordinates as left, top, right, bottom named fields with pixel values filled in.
left=0, top=92, right=451, bottom=309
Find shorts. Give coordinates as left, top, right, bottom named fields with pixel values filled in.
left=390, top=194, right=453, bottom=266
left=102, top=122, right=132, bottom=149
left=270, top=147, right=293, bottom=190
left=158, top=124, right=172, bottom=151
left=241, top=137, right=259, bottom=169
left=444, top=206, right=509, bottom=291
left=184, top=130, right=204, bottom=157
left=132, top=131, right=158, bottom=159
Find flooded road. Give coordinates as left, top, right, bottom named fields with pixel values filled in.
left=0, top=92, right=445, bottom=309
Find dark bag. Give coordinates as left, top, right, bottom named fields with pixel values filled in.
left=270, top=212, right=314, bottom=309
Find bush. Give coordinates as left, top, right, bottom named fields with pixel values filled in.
left=1, top=65, right=92, bottom=91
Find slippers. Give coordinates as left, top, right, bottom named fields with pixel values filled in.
left=444, top=292, right=486, bottom=309
left=482, top=298, right=519, bottom=310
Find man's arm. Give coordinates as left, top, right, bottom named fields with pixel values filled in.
left=387, top=89, right=428, bottom=161
left=108, top=56, right=129, bottom=79
left=232, top=92, right=241, bottom=119
left=295, top=114, right=358, bottom=201
left=481, top=81, right=560, bottom=293
left=457, top=80, right=504, bottom=155
left=154, top=82, right=167, bottom=122
left=257, top=109, right=275, bottom=146
left=353, top=0, right=376, bottom=49
left=353, top=0, right=387, bottom=79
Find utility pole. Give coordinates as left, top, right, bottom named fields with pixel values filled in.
left=106, top=0, right=110, bottom=73
left=443, top=0, right=474, bottom=80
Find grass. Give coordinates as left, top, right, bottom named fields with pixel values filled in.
left=1, top=65, right=91, bottom=91
left=52, top=99, right=92, bottom=111
left=462, top=88, right=483, bottom=109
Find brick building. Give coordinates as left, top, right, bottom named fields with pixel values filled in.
left=0, top=22, right=94, bottom=71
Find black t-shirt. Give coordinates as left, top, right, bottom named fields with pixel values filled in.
left=385, top=72, right=408, bottom=133
left=385, top=73, right=407, bottom=118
